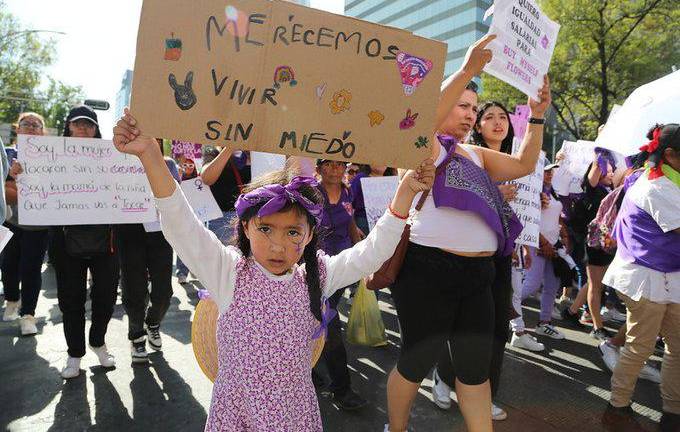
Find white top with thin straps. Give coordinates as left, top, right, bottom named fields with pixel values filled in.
left=409, top=144, right=499, bottom=253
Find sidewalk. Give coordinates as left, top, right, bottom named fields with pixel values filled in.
left=0, top=264, right=662, bottom=431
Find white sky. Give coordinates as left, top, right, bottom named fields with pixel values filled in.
left=5, top=0, right=344, bottom=137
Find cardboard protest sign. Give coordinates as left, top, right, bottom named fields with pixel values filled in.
left=16, top=135, right=156, bottom=225
left=130, top=0, right=447, bottom=168
left=551, top=140, right=595, bottom=195
left=483, top=0, right=560, bottom=99
left=507, top=143, right=544, bottom=247
left=360, top=176, right=399, bottom=232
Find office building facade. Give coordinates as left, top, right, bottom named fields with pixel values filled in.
left=345, top=0, right=491, bottom=77
left=114, top=70, right=134, bottom=121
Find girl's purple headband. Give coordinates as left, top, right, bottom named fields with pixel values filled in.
left=234, top=176, right=323, bottom=225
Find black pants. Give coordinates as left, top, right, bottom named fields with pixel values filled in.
left=437, top=254, right=512, bottom=397
left=116, top=224, right=174, bottom=340
left=1, top=224, right=49, bottom=316
left=391, top=242, right=496, bottom=385
left=314, top=285, right=354, bottom=395
left=50, top=227, right=119, bottom=358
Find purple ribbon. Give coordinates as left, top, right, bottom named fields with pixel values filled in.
left=234, top=176, right=323, bottom=225
left=312, top=298, right=337, bottom=340
left=197, top=289, right=211, bottom=300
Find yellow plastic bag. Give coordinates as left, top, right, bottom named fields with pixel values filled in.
left=346, top=280, right=388, bottom=347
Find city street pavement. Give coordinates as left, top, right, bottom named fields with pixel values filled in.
left=1, top=263, right=663, bottom=432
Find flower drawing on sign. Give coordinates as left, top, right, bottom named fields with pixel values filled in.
left=273, top=66, right=298, bottom=89
left=414, top=136, right=428, bottom=149
left=329, top=90, right=351, bottom=114
left=396, top=52, right=433, bottom=96
left=540, top=35, right=549, bottom=49
left=164, top=34, right=182, bottom=61
left=168, top=71, right=197, bottom=111
left=368, top=110, right=384, bottom=127
left=399, top=109, right=418, bottom=130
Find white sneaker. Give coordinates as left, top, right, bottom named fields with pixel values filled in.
left=90, top=344, right=116, bottom=368
left=431, top=369, right=451, bottom=410
left=639, top=363, right=661, bottom=384
left=536, top=323, right=565, bottom=340
left=131, top=336, right=149, bottom=364
left=177, top=274, right=188, bottom=284
left=511, top=332, right=545, bottom=351
left=19, top=315, right=38, bottom=336
left=492, top=403, right=508, bottom=421
left=601, top=306, right=627, bottom=323
left=61, top=356, right=82, bottom=379
left=3, top=301, right=20, bottom=321
left=552, top=306, right=562, bottom=321
left=598, top=341, right=620, bottom=372
left=146, top=325, right=162, bottom=351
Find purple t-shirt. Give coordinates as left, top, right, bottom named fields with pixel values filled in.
left=319, top=186, right=355, bottom=256
left=349, top=172, right=368, bottom=221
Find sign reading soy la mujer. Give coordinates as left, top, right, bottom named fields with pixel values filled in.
left=16, top=135, right=156, bottom=225
left=130, top=0, right=447, bottom=168
left=483, top=0, right=560, bottom=99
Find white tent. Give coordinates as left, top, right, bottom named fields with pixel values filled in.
left=596, top=70, right=680, bottom=156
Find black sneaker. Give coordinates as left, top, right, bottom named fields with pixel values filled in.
left=591, top=328, right=610, bottom=341
left=146, top=325, right=162, bottom=351
left=661, top=411, right=680, bottom=432
left=561, top=307, right=584, bottom=327
left=131, top=336, right=149, bottom=364
left=602, top=404, right=643, bottom=432
left=332, top=389, right=369, bottom=411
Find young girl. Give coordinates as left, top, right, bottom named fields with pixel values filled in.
left=113, top=109, right=435, bottom=431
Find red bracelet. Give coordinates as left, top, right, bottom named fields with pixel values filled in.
left=388, top=205, right=408, bottom=220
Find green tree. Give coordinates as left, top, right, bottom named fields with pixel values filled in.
left=482, top=0, right=680, bottom=140
left=0, top=1, right=83, bottom=131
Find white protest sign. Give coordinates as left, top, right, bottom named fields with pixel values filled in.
left=0, top=225, right=13, bottom=253
left=360, top=176, right=399, bottom=232
left=180, top=178, right=223, bottom=222
left=484, top=0, right=560, bottom=98
left=17, top=135, right=156, bottom=225
left=508, top=142, right=544, bottom=247
left=551, top=140, right=596, bottom=196
left=251, top=151, right=286, bottom=179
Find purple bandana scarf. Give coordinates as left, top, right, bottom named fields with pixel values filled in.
left=432, top=135, right=523, bottom=256
left=234, top=176, right=323, bottom=225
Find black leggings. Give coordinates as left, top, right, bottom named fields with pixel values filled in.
left=437, top=254, right=512, bottom=396
left=390, top=242, right=496, bottom=385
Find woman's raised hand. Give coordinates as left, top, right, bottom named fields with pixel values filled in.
left=112, top=108, right=159, bottom=158
left=528, top=75, right=551, bottom=118
left=461, top=34, right=496, bottom=77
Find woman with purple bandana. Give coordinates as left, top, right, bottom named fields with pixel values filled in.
left=601, top=124, right=680, bottom=432
left=385, top=33, right=552, bottom=432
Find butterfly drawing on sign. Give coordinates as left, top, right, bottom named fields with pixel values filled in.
left=169, top=71, right=197, bottom=111
left=399, top=109, right=418, bottom=130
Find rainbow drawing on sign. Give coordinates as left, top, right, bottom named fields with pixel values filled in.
left=273, top=66, right=298, bottom=89
left=396, top=52, right=433, bottom=96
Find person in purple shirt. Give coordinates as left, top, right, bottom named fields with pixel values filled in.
left=314, top=159, right=367, bottom=410
left=601, top=123, right=680, bottom=432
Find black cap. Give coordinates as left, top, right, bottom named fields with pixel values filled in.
left=66, top=105, right=99, bottom=126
